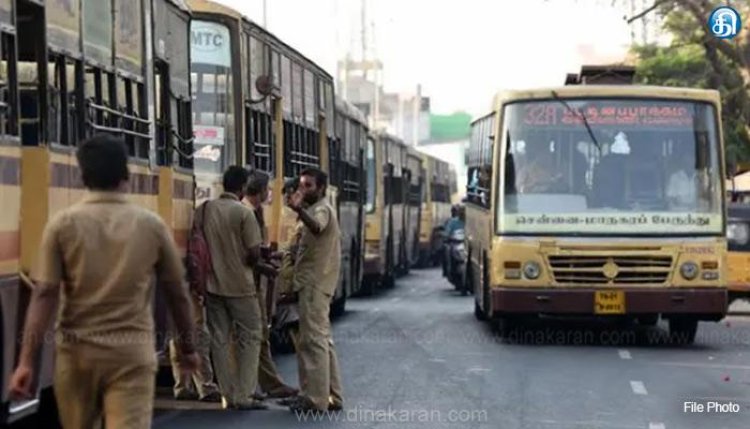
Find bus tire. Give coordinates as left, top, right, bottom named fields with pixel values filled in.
left=668, top=317, right=698, bottom=345
left=331, top=294, right=346, bottom=318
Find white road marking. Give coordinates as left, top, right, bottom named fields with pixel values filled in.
left=649, top=423, right=665, bottom=429
left=630, top=381, right=648, bottom=395
left=655, top=361, right=750, bottom=370
left=618, top=349, right=632, bottom=360
left=466, top=367, right=491, bottom=373
left=429, top=358, right=446, bottom=363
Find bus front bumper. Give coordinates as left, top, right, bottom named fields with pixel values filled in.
left=492, top=287, right=727, bottom=319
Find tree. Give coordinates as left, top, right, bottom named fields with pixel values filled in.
left=628, top=0, right=750, bottom=166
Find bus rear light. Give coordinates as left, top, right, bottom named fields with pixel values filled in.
left=702, top=271, right=719, bottom=281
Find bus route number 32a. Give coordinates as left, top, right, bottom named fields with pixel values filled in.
left=595, top=290, right=626, bottom=314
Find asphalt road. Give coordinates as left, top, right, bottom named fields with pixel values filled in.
left=11, top=268, right=750, bottom=428
left=148, top=268, right=750, bottom=429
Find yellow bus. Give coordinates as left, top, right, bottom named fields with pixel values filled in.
left=187, top=0, right=356, bottom=314
left=404, top=147, right=424, bottom=270
left=416, top=154, right=454, bottom=267
left=1, top=0, right=193, bottom=422
left=466, top=80, right=728, bottom=344
left=363, top=131, right=408, bottom=291
left=332, top=97, right=368, bottom=311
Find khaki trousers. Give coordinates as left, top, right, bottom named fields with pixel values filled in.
left=256, top=280, right=288, bottom=392
left=205, top=293, right=262, bottom=404
left=169, top=294, right=218, bottom=398
left=297, top=286, right=343, bottom=410
left=54, top=347, right=156, bottom=429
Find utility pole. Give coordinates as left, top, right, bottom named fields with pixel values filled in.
left=263, top=0, right=268, bottom=28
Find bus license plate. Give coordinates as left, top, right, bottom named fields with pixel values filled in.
left=594, top=290, right=625, bottom=314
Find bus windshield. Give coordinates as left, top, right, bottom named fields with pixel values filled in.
left=499, top=98, right=723, bottom=236
left=366, top=138, right=376, bottom=213
left=190, top=20, right=235, bottom=174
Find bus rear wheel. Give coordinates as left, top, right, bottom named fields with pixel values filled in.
left=668, top=317, right=698, bottom=345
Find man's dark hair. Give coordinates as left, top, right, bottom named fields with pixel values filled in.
left=284, top=177, right=299, bottom=195
left=223, top=166, right=250, bottom=194
left=76, top=134, right=129, bottom=191
left=246, top=170, right=270, bottom=196
left=300, top=167, right=328, bottom=189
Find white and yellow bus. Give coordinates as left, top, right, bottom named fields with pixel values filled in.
left=466, top=68, right=728, bottom=344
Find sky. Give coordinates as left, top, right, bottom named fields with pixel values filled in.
left=215, top=0, right=634, bottom=116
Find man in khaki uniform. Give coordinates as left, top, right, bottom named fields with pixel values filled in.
left=8, top=135, right=199, bottom=428
left=203, top=166, right=266, bottom=410
left=168, top=295, right=221, bottom=401
left=245, top=171, right=298, bottom=399
left=286, top=168, right=344, bottom=412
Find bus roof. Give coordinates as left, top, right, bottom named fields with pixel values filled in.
left=484, top=85, right=721, bottom=118
left=335, top=97, right=368, bottom=126
left=188, top=0, right=333, bottom=83
left=243, top=20, right=333, bottom=83
left=188, top=0, right=241, bottom=19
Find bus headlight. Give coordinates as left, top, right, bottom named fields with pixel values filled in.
left=523, top=261, right=541, bottom=280
left=680, top=261, right=699, bottom=280
left=727, top=222, right=750, bottom=246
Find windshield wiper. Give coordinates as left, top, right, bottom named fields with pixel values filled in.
left=551, top=90, right=601, bottom=152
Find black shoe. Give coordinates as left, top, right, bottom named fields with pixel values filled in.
left=199, top=391, right=222, bottom=403
left=174, top=390, right=199, bottom=401
left=328, top=402, right=343, bottom=411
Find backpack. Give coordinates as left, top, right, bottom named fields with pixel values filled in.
left=186, top=201, right=212, bottom=295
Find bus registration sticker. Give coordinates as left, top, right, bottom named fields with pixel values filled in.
left=594, top=290, right=625, bottom=314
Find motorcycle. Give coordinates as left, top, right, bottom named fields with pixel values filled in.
left=443, top=228, right=470, bottom=295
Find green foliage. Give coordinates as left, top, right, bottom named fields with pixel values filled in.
left=631, top=3, right=750, bottom=165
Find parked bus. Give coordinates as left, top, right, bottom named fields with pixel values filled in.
left=331, top=97, right=367, bottom=313
left=363, top=131, right=407, bottom=291
left=416, top=154, right=454, bottom=267
left=725, top=168, right=750, bottom=303
left=1, top=0, right=194, bottom=422
left=466, top=65, right=728, bottom=344
left=404, top=147, right=424, bottom=270
left=187, top=0, right=351, bottom=313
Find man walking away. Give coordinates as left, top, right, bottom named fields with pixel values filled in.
left=245, top=171, right=298, bottom=399
left=8, top=134, right=199, bottom=428
left=203, top=166, right=266, bottom=410
left=286, top=168, right=344, bottom=412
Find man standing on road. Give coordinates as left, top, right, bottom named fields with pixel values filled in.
left=286, top=168, right=344, bottom=413
left=203, top=166, right=266, bottom=410
left=8, top=135, right=199, bottom=428
left=245, top=170, right=299, bottom=400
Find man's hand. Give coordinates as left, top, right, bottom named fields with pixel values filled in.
left=8, top=363, right=34, bottom=401
left=288, top=191, right=304, bottom=211
left=178, top=351, right=200, bottom=375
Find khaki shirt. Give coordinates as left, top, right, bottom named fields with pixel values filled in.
left=204, top=193, right=262, bottom=297
left=33, top=191, right=185, bottom=364
left=293, top=199, right=341, bottom=296
left=277, top=222, right=302, bottom=295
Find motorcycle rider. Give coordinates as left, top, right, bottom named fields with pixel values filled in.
left=442, top=205, right=465, bottom=277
